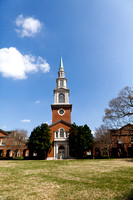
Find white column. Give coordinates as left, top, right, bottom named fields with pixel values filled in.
left=65, top=92, right=69, bottom=103
left=56, top=144, right=58, bottom=159
left=54, top=143, right=55, bottom=159
left=67, top=145, right=70, bottom=158
left=65, top=144, right=67, bottom=158
left=64, top=79, right=66, bottom=87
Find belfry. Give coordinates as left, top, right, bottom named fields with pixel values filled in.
left=47, top=57, right=72, bottom=159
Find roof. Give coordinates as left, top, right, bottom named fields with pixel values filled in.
left=119, top=123, right=133, bottom=130
left=0, top=129, right=15, bottom=136
left=51, top=104, right=72, bottom=111
left=110, top=123, right=133, bottom=132
left=49, top=119, right=71, bottom=128
left=59, top=56, right=64, bottom=70
left=0, top=129, right=9, bottom=135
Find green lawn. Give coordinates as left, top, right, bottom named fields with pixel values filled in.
left=0, top=159, right=133, bottom=200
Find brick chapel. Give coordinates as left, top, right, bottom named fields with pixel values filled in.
left=47, top=57, right=72, bottom=160
left=1, top=57, right=133, bottom=159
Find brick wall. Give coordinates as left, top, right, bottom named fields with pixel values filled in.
left=52, top=106, right=71, bottom=124
left=47, top=122, right=70, bottom=158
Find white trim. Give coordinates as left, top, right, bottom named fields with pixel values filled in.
left=58, top=127, right=65, bottom=131
left=54, top=138, right=68, bottom=141
left=58, top=108, right=65, bottom=116
left=54, top=144, right=55, bottom=159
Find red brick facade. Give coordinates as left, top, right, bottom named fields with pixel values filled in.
left=47, top=120, right=71, bottom=158
left=0, top=129, right=28, bottom=158
left=111, top=124, right=133, bottom=157
left=51, top=104, right=72, bottom=124
left=94, top=124, right=133, bottom=158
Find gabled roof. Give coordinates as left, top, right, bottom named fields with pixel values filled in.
left=119, top=123, right=133, bottom=131
left=0, top=129, right=14, bottom=136
left=110, top=123, right=133, bottom=134
left=0, top=129, right=9, bottom=135
left=49, top=119, right=71, bottom=128
left=121, top=123, right=133, bottom=128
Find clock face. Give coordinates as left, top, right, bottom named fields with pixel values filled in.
left=58, top=108, right=65, bottom=116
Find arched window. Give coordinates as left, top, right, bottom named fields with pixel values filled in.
left=60, top=80, right=63, bottom=86
left=59, top=93, right=65, bottom=103
left=60, top=129, right=64, bottom=137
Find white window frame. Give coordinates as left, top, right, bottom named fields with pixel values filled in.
left=118, top=137, right=122, bottom=144
left=58, top=108, right=65, bottom=116
left=0, top=139, right=6, bottom=146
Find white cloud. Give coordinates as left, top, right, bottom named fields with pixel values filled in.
left=91, top=130, right=95, bottom=136
left=35, top=100, right=40, bottom=104
left=44, top=120, right=52, bottom=125
left=0, top=47, right=50, bottom=80
left=21, top=119, right=31, bottom=123
left=2, top=126, right=7, bottom=129
left=15, top=15, right=42, bottom=37
left=37, top=57, right=50, bottom=73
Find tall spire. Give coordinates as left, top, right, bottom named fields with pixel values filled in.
left=59, top=56, right=64, bottom=70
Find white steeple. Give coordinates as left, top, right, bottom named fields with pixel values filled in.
left=54, top=57, right=70, bottom=104
left=58, top=56, right=65, bottom=79
left=59, top=56, right=64, bottom=70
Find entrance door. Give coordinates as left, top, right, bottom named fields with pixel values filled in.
left=0, top=150, right=4, bottom=157
left=58, top=146, right=65, bottom=159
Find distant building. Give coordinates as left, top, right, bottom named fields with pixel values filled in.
left=0, top=129, right=11, bottom=157
left=0, top=129, right=28, bottom=158
left=47, top=57, right=72, bottom=159
left=94, top=124, right=133, bottom=158
left=111, top=123, right=133, bottom=157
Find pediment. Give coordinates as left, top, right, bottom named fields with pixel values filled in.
left=49, top=119, right=71, bottom=128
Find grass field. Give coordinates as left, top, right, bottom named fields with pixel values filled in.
left=0, top=159, right=133, bottom=200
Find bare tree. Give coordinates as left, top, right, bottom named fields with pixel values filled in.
left=103, top=86, right=133, bottom=129
left=95, top=125, right=112, bottom=156
left=7, top=129, right=27, bottom=157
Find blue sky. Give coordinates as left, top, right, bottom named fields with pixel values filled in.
left=1, top=0, right=133, bottom=135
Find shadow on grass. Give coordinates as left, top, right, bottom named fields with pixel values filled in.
left=126, top=159, right=133, bottom=163
left=115, top=189, right=133, bottom=200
